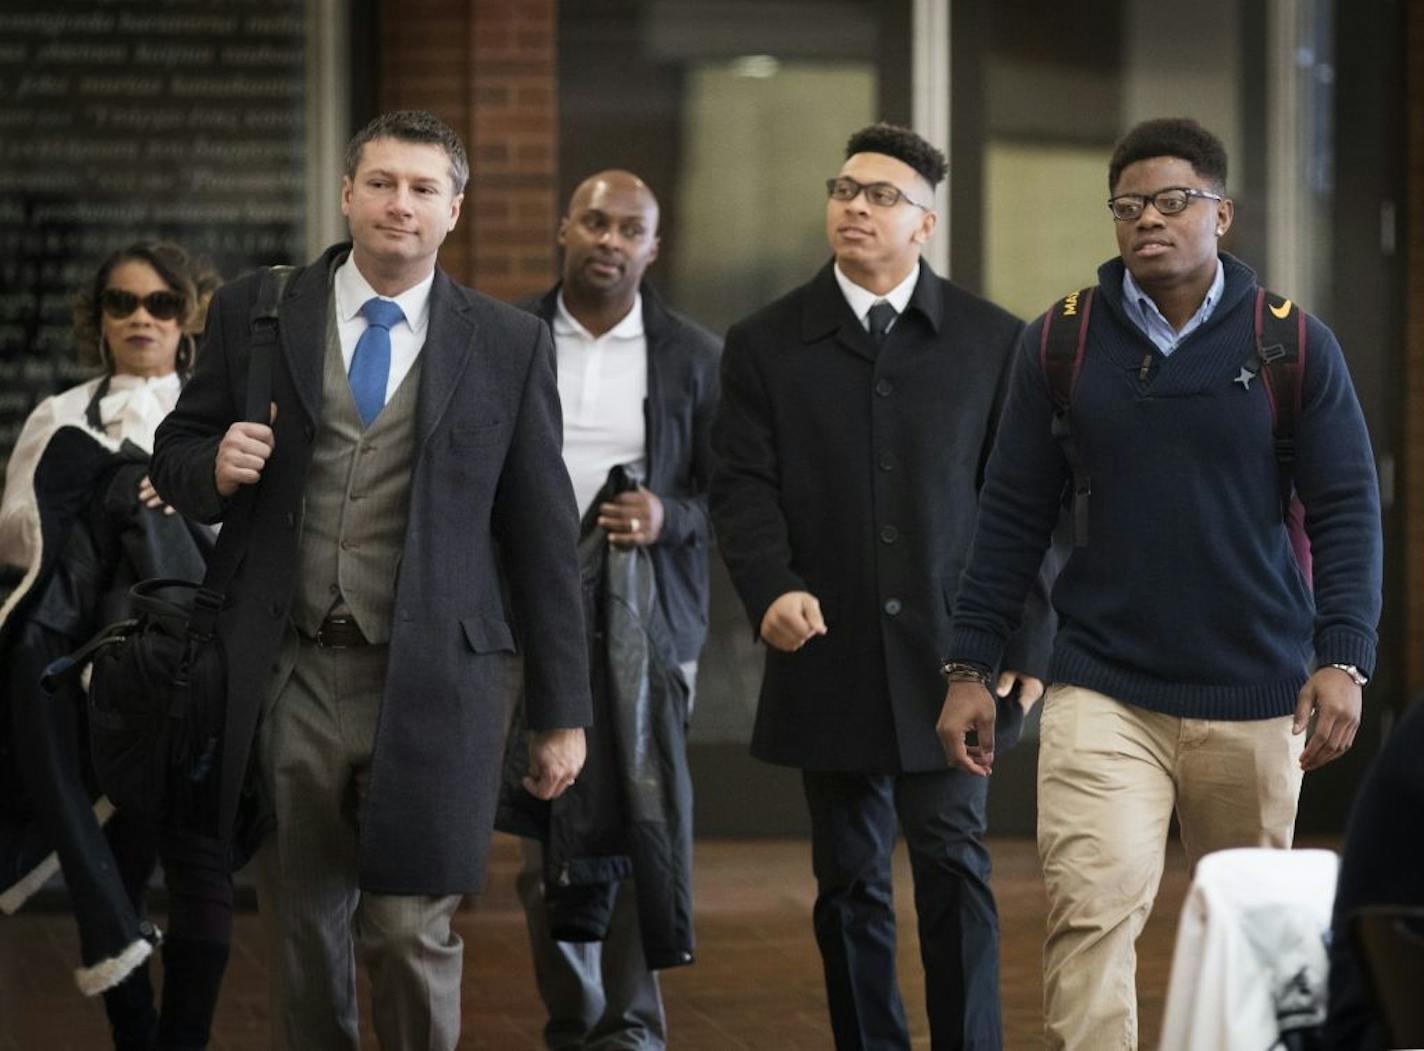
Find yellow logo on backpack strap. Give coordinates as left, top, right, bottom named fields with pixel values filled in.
left=1269, top=297, right=1293, bottom=320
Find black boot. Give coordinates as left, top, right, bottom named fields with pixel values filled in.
left=153, top=937, right=230, bottom=1051
left=101, top=959, right=157, bottom=1051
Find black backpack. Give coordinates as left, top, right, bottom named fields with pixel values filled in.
left=1040, top=285, right=1313, bottom=584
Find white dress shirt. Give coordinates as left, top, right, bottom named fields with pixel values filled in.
left=834, top=261, right=921, bottom=333
left=333, top=254, right=434, bottom=401
left=552, top=292, right=647, bottom=517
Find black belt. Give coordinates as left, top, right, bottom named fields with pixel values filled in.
left=313, top=614, right=369, bottom=649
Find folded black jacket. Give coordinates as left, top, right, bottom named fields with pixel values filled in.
left=496, top=465, right=695, bottom=970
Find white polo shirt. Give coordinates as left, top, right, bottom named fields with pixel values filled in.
left=553, top=292, right=648, bottom=517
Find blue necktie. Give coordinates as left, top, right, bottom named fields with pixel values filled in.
left=349, top=297, right=405, bottom=428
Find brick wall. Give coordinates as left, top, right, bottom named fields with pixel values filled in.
left=1407, top=0, right=1424, bottom=697
left=379, top=0, right=558, bottom=301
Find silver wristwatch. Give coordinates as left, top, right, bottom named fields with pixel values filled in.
left=1326, top=663, right=1369, bottom=687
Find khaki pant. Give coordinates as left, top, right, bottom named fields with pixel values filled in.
left=1036, top=684, right=1304, bottom=1051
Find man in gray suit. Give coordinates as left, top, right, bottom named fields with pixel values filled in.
left=151, top=110, right=591, bottom=1048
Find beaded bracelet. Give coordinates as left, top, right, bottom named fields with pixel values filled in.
left=939, top=660, right=990, bottom=684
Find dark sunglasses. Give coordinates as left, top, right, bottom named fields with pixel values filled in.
left=100, top=288, right=186, bottom=321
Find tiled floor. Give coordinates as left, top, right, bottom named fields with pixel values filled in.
left=0, top=834, right=1195, bottom=1050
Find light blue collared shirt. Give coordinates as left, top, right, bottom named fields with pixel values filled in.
left=1121, top=258, right=1225, bottom=357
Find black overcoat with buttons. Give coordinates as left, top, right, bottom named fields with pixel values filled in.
left=151, top=244, right=592, bottom=894
left=710, top=260, right=1052, bottom=773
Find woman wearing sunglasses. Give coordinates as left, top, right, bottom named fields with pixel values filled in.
left=0, top=241, right=215, bottom=567
left=0, top=241, right=233, bottom=1050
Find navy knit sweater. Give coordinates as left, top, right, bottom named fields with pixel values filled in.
left=947, top=254, right=1382, bottom=720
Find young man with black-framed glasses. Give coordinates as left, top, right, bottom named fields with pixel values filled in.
left=712, top=123, right=1057, bottom=1050
left=938, top=117, right=1382, bottom=1050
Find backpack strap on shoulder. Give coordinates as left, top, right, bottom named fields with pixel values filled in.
left=1248, top=288, right=1307, bottom=519
left=243, top=264, right=295, bottom=424
left=1248, top=287, right=1314, bottom=586
left=1040, top=287, right=1095, bottom=546
left=190, top=264, right=297, bottom=639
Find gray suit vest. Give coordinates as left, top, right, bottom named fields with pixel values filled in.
left=290, top=288, right=422, bottom=643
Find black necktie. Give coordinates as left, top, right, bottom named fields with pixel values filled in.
left=868, top=301, right=897, bottom=347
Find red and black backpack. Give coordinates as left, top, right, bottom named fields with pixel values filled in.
left=1039, top=286, right=1313, bottom=586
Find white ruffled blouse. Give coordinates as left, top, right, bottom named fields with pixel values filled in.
left=0, top=372, right=182, bottom=569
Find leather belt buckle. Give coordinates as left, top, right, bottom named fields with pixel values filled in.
left=314, top=615, right=367, bottom=649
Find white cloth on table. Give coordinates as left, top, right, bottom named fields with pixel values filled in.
left=1159, top=846, right=1338, bottom=1051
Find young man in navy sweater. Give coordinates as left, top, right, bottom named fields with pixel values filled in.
left=936, top=118, right=1383, bottom=1050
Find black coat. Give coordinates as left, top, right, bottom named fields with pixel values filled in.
left=497, top=466, right=695, bottom=970
left=151, top=245, right=592, bottom=895
left=1, top=428, right=204, bottom=971
left=518, top=284, right=721, bottom=663
left=710, top=261, right=1054, bottom=774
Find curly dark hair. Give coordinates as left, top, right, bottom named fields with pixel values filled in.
left=345, top=109, right=469, bottom=195
left=1108, top=118, right=1228, bottom=193
left=845, top=123, right=948, bottom=188
left=73, top=240, right=221, bottom=374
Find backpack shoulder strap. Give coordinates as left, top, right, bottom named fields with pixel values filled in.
left=191, top=263, right=297, bottom=637
left=1040, top=287, right=1094, bottom=408
left=242, top=264, right=295, bottom=424
left=1250, top=288, right=1307, bottom=518
left=1040, top=287, right=1095, bottom=545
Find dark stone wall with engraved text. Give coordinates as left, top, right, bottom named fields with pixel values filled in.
left=0, top=1, right=306, bottom=473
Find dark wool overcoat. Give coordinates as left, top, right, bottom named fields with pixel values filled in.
left=710, top=260, right=1054, bottom=774
left=151, top=244, right=591, bottom=894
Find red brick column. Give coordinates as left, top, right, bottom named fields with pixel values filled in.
left=379, top=0, right=558, bottom=300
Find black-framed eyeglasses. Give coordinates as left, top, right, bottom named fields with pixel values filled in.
left=100, top=288, right=186, bottom=321
left=827, top=176, right=929, bottom=211
left=1107, top=187, right=1223, bottom=221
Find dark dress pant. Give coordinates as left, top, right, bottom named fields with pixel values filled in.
left=801, top=767, right=1000, bottom=1051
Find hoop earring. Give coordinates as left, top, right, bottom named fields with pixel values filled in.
left=177, top=333, right=196, bottom=375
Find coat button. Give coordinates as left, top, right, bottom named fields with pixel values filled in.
left=284, top=512, right=295, bottom=528
left=878, top=455, right=894, bottom=472
left=880, top=525, right=899, bottom=544
left=340, top=538, right=354, bottom=550
left=303, top=422, right=314, bottom=441
left=875, top=378, right=894, bottom=397
left=883, top=598, right=902, bottom=616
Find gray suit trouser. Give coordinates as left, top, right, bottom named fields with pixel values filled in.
left=255, top=631, right=464, bottom=1050
left=511, top=659, right=696, bottom=1050
left=517, top=839, right=665, bottom=1050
